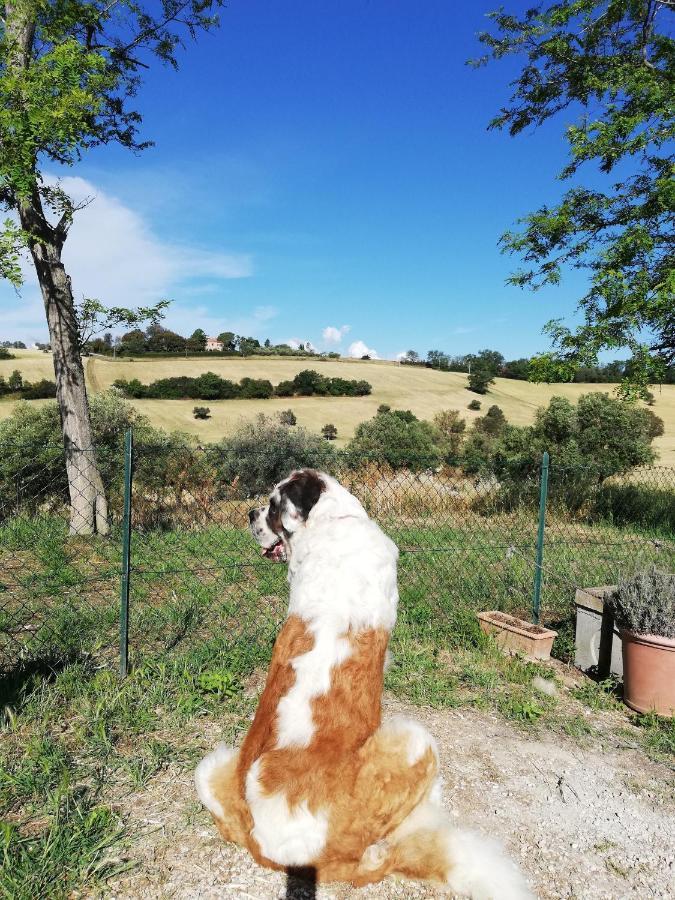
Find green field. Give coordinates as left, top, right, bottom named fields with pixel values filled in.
left=1, top=349, right=674, bottom=463
left=1, top=496, right=674, bottom=897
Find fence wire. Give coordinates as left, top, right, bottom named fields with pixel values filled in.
left=0, top=437, right=673, bottom=673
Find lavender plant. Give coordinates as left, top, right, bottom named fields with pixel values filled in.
left=609, top=570, right=675, bottom=639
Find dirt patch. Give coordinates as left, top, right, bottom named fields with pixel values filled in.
left=103, top=698, right=675, bottom=900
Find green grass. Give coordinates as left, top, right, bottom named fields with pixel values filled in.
left=1, top=795, right=126, bottom=900
left=0, top=509, right=673, bottom=896
left=629, top=712, right=675, bottom=762
left=570, top=677, right=622, bottom=711
left=0, top=646, right=258, bottom=898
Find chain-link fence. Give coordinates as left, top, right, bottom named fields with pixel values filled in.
left=1, top=433, right=673, bottom=674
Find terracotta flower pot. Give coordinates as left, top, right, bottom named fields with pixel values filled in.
left=477, top=611, right=557, bottom=661
left=621, top=630, right=675, bottom=717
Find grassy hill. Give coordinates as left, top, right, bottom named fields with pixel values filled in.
left=1, top=349, right=674, bottom=464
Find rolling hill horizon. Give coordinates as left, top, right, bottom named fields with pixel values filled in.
left=1, top=350, right=673, bottom=465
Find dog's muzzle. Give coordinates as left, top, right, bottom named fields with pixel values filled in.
left=249, top=508, right=287, bottom=562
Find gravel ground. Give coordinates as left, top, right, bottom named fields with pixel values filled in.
left=103, top=697, right=675, bottom=900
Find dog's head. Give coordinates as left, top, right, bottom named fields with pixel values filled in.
left=248, top=469, right=326, bottom=562
left=249, top=468, right=364, bottom=562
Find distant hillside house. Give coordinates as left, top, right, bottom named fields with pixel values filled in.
left=205, top=337, right=224, bottom=352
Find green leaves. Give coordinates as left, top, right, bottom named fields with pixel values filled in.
left=1, top=38, right=113, bottom=196
left=0, top=219, right=29, bottom=287
left=75, top=297, right=170, bottom=350
left=1, top=0, right=225, bottom=200
left=478, top=1, right=675, bottom=389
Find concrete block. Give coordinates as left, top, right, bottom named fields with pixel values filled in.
left=574, top=586, right=623, bottom=678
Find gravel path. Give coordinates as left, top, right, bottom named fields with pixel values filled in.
left=104, top=697, right=675, bottom=900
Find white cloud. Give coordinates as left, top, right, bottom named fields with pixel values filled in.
left=286, top=337, right=314, bottom=351
left=322, top=324, right=350, bottom=344
left=0, top=174, right=252, bottom=343
left=56, top=176, right=252, bottom=298
left=347, top=340, right=379, bottom=359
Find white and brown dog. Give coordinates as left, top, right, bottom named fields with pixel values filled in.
left=195, top=469, right=531, bottom=897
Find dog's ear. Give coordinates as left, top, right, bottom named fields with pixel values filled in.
left=280, top=470, right=325, bottom=532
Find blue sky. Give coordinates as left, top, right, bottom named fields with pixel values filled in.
left=2, top=0, right=595, bottom=360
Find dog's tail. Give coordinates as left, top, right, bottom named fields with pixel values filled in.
left=362, top=800, right=533, bottom=899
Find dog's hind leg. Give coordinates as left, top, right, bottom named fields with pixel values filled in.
left=328, top=715, right=441, bottom=875
left=195, top=744, right=248, bottom=846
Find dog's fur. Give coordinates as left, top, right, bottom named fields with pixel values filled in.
left=196, top=469, right=532, bottom=898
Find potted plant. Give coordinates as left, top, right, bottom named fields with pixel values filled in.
left=607, top=569, right=675, bottom=717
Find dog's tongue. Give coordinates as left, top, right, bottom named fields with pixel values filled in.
left=262, top=540, right=286, bottom=562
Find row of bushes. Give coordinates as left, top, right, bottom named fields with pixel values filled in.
left=0, top=391, right=671, bottom=533
left=112, top=369, right=372, bottom=401
left=0, top=370, right=57, bottom=400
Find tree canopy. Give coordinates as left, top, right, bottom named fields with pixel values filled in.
left=477, top=0, right=674, bottom=395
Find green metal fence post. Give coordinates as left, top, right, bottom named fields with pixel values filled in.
left=119, top=428, right=133, bottom=677
left=532, top=450, right=549, bottom=625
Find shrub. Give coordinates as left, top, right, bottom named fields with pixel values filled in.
left=467, top=362, right=495, bottom=394
left=278, top=371, right=371, bottom=398
left=278, top=409, right=297, bottom=426
left=274, top=380, right=295, bottom=397
left=21, top=379, right=57, bottom=400
left=212, top=415, right=335, bottom=497
left=293, top=369, right=329, bottom=396
left=641, top=408, right=665, bottom=440
left=193, top=406, right=211, bottom=419
left=347, top=410, right=441, bottom=470
left=113, top=377, right=146, bottom=398
left=238, top=377, right=274, bottom=399
left=192, top=372, right=239, bottom=400
left=474, top=405, right=507, bottom=437
left=390, top=409, right=418, bottom=423
left=465, top=393, right=657, bottom=481
left=7, top=370, right=23, bottom=392
left=433, top=409, right=466, bottom=459
left=322, top=423, right=338, bottom=440
left=461, top=430, right=499, bottom=475
left=0, top=348, right=15, bottom=360
left=377, top=404, right=391, bottom=414
left=608, top=569, right=675, bottom=638
left=468, top=399, right=481, bottom=411
left=572, top=393, right=657, bottom=476
left=592, top=482, right=675, bottom=532
left=0, top=392, right=206, bottom=525
left=462, top=393, right=661, bottom=512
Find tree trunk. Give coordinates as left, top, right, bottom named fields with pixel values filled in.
left=19, top=194, right=110, bottom=535
left=5, top=1, right=109, bottom=535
